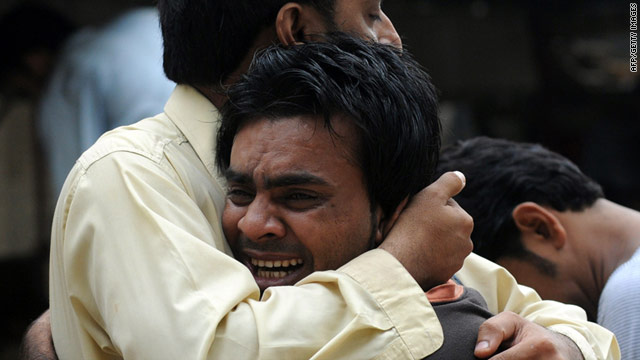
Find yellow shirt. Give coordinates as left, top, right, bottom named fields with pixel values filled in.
left=49, top=85, right=619, bottom=360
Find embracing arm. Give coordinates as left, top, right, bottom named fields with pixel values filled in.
left=20, top=310, right=58, bottom=360
left=456, top=253, right=620, bottom=360
left=380, top=171, right=473, bottom=290
left=49, top=151, right=471, bottom=359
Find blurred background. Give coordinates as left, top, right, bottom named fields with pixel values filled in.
left=0, top=0, right=637, bottom=358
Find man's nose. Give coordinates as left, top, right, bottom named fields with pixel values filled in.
left=237, top=197, right=286, bottom=243
left=377, top=11, right=402, bottom=49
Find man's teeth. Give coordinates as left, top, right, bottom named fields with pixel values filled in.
left=250, top=258, right=303, bottom=268
left=257, top=269, right=291, bottom=278
left=251, top=257, right=303, bottom=278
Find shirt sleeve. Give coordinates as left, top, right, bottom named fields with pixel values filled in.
left=51, top=149, right=441, bottom=360
left=455, top=253, right=620, bottom=360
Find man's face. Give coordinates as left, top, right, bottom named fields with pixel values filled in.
left=222, top=115, right=379, bottom=293
left=325, top=0, right=402, bottom=48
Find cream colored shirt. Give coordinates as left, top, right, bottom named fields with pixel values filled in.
left=49, top=85, right=619, bottom=360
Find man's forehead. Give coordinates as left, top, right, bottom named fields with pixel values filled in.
left=232, top=114, right=358, bottom=154
left=227, top=115, right=362, bottom=186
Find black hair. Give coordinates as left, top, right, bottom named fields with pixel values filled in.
left=436, top=136, right=604, bottom=263
left=216, top=34, right=440, bottom=217
left=157, top=0, right=334, bottom=87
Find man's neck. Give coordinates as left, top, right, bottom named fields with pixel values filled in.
left=194, top=85, right=227, bottom=109
left=573, top=199, right=640, bottom=294
left=195, top=27, right=279, bottom=109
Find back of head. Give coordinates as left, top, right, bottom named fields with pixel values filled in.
left=436, top=136, right=604, bottom=261
left=217, top=34, right=440, bottom=216
left=157, top=0, right=334, bottom=87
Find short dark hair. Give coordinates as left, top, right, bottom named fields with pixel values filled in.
left=436, top=136, right=604, bottom=262
left=157, top=0, right=334, bottom=87
left=216, top=34, right=440, bottom=217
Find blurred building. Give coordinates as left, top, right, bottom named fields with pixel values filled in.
left=387, top=0, right=639, bottom=209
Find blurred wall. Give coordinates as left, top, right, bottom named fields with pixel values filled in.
left=0, top=0, right=152, bottom=26
left=386, top=0, right=639, bottom=209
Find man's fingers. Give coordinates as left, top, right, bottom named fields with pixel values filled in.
left=452, top=170, right=466, bottom=187
left=475, top=312, right=583, bottom=360
left=430, top=171, right=466, bottom=199
left=483, top=346, right=528, bottom=360
left=475, top=312, right=520, bottom=358
left=483, top=341, right=560, bottom=360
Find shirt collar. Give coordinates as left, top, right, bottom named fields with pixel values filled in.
left=164, top=84, right=221, bottom=178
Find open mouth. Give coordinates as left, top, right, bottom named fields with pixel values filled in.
left=250, top=257, right=305, bottom=279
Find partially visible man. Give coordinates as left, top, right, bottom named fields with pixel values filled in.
left=0, top=3, right=75, bottom=258
left=437, top=136, right=638, bottom=358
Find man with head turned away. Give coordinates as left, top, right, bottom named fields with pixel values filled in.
left=436, top=136, right=640, bottom=359
left=23, top=1, right=618, bottom=359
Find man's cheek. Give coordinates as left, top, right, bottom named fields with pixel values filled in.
left=221, top=205, right=243, bottom=242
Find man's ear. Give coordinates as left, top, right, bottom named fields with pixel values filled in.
left=374, top=197, right=409, bottom=246
left=512, top=202, right=567, bottom=250
left=275, top=3, right=328, bottom=45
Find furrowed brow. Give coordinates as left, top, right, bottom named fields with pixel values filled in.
left=264, top=172, right=330, bottom=189
left=224, top=168, right=253, bottom=184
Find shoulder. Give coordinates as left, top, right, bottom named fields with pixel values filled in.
left=77, top=114, right=183, bottom=170
left=457, top=252, right=512, bottom=278
left=598, top=248, right=640, bottom=321
left=598, top=248, right=640, bottom=357
left=54, top=112, right=216, bottom=226
left=602, top=247, right=640, bottom=296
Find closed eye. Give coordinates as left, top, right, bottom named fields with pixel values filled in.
left=279, top=191, right=324, bottom=211
left=287, top=192, right=317, bottom=200
left=227, top=188, right=255, bottom=206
